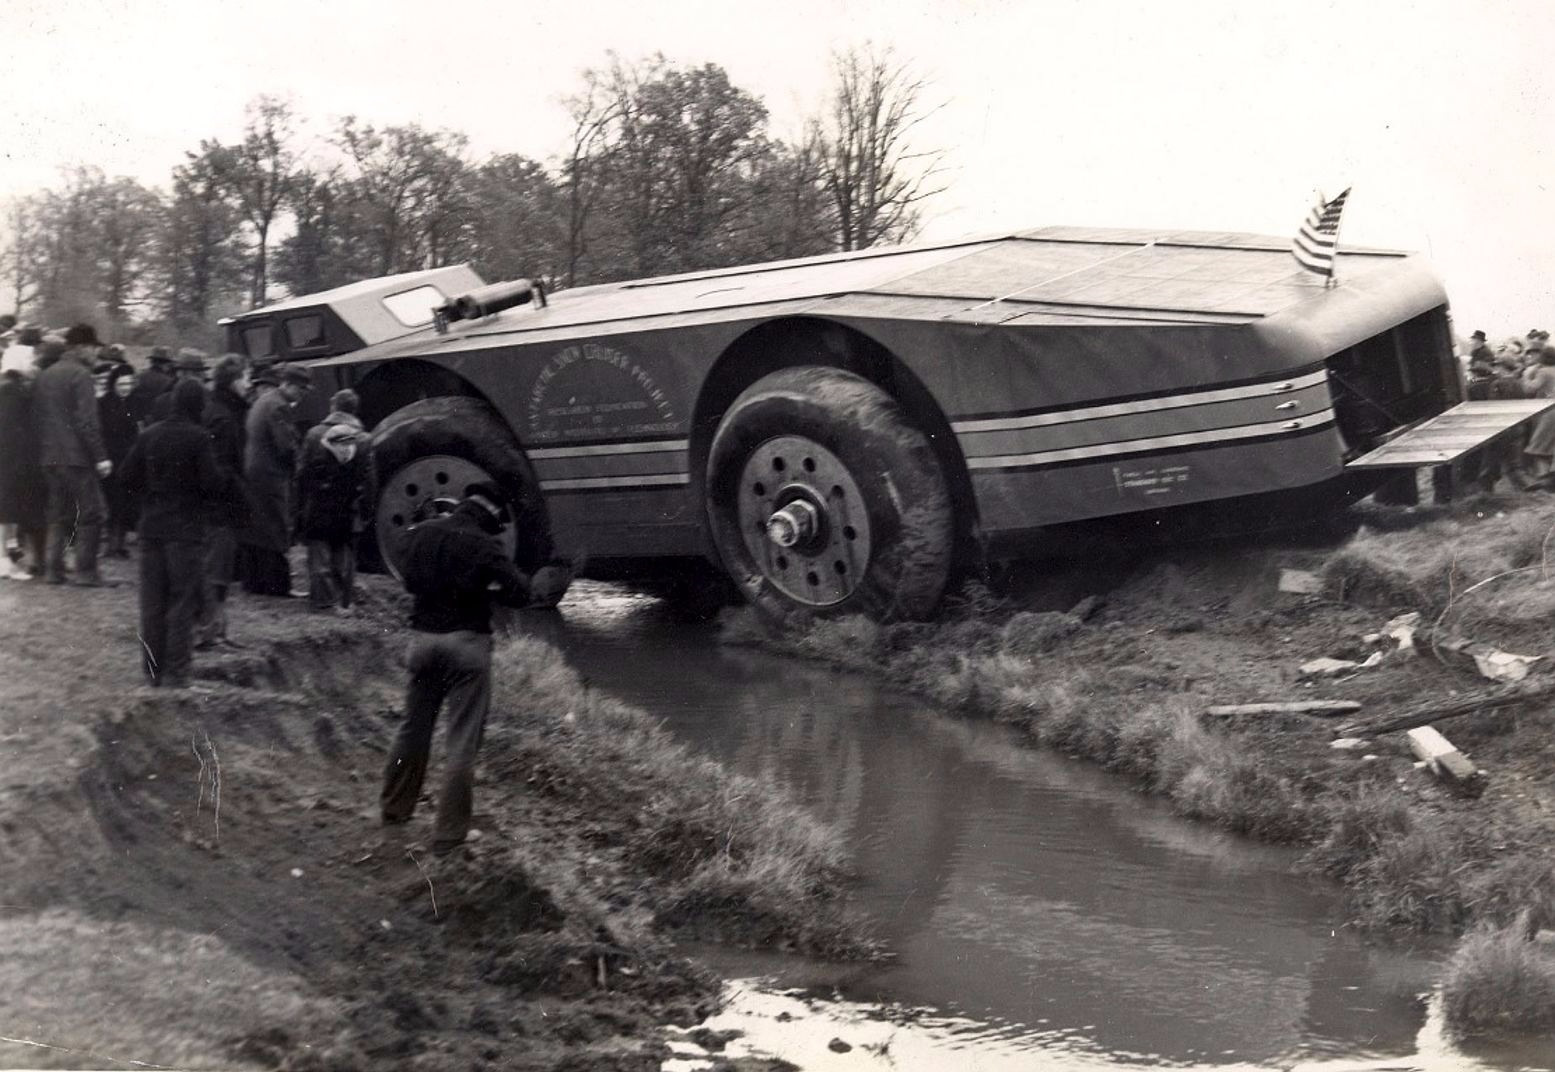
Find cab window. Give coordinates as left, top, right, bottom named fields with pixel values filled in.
left=242, top=324, right=276, bottom=358
left=382, top=285, right=444, bottom=327
left=284, top=314, right=327, bottom=351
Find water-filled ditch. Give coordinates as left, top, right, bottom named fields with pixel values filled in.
left=539, top=583, right=1553, bottom=1071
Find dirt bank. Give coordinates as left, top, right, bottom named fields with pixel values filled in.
left=0, top=559, right=866, bottom=1070
left=726, top=493, right=1555, bottom=1040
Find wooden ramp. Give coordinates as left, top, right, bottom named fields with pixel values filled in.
left=1345, top=400, right=1555, bottom=469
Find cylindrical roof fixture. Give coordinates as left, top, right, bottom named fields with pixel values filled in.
left=435, top=278, right=548, bottom=332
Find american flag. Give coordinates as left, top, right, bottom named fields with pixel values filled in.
left=1292, top=188, right=1350, bottom=281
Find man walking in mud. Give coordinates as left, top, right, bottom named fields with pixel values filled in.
left=380, top=484, right=568, bottom=855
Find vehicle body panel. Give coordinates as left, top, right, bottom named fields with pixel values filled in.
left=230, top=228, right=1462, bottom=565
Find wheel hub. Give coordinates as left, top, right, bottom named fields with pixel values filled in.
left=375, top=454, right=517, bottom=577
left=766, top=499, right=823, bottom=550
left=737, top=436, right=871, bottom=607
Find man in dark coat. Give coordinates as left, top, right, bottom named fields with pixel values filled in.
left=126, top=347, right=174, bottom=428
left=196, top=354, right=252, bottom=648
left=241, top=363, right=310, bottom=595
left=119, top=379, right=229, bottom=688
left=32, top=322, right=110, bottom=585
left=380, top=484, right=569, bottom=854
left=148, top=349, right=207, bottom=424
left=0, top=362, right=45, bottom=579
left=296, top=389, right=374, bottom=610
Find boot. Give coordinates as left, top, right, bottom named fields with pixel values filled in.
left=44, top=523, right=68, bottom=584
left=107, top=525, right=129, bottom=558
left=73, top=524, right=108, bottom=586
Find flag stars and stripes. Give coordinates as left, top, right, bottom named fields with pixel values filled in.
left=1292, top=188, right=1351, bottom=281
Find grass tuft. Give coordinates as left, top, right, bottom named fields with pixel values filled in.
left=488, top=635, right=872, bottom=958
left=1442, top=922, right=1555, bottom=1038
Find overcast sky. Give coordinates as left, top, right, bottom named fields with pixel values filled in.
left=4, top=0, right=1553, bottom=334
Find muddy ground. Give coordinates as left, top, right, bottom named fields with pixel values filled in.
left=0, top=556, right=847, bottom=1071
left=9, top=493, right=1555, bottom=1068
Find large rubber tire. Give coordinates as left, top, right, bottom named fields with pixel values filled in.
left=706, top=367, right=955, bottom=623
left=369, top=397, right=561, bottom=598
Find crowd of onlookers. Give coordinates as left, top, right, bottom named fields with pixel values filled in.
left=1460, top=327, right=1555, bottom=493
left=0, top=314, right=373, bottom=688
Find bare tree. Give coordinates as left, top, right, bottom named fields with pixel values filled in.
left=213, top=95, right=301, bottom=307
left=157, top=144, right=246, bottom=331
left=334, top=118, right=470, bottom=275
left=736, top=129, right=836, bottom=262
left=274, top=166, right=375, bottom=296
left=93, top=177, right=163, bottom=325
left=0, top=197, right=41, bottom=315
left=28, top=167, right=110, bottom=325
left=464, top=154, right=564, bottom=286
left=558, top=65, right=622, bottom=287
left=814, top=45, right=946, bottom=251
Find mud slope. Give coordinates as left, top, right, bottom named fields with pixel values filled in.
left=0, top=565, right=859, bottom=1071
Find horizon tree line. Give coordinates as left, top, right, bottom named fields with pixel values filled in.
left=0, top=46, right=945, bottom=350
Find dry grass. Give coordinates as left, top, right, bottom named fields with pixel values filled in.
left=1442, top=922, right=1555, bottom=1038
left=1322, top=498, right=1555, bottom=636
left=489, top=635, right=869, bottom=958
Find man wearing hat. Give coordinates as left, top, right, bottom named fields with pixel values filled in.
left=127, top=346, right=174, bottom=427
left=240, top=363, right=311, bottom=595
left=32, top=322, right=111, bottom=585
left=1468, top=330, right=1495, bottom=368
left=380, top=483, right=570, bottom=854
left=148, top=348, right=208, bottom=423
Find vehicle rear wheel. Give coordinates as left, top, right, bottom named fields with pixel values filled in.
left=369, top=397, right=564, bottom=603
left=706, top=367, right=954, bottom=622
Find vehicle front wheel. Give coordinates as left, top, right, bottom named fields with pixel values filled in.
left=706, top=367, right=954, bottom=623
left=369, top=396, right=566, bottom=604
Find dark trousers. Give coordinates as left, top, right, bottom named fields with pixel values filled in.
left=306, top=538, right=356, bottom=609
left=381, top=631, right=493, bottom=846
left=43, top=465, right=107, bottom=526
left=43, top=465, right=107, bottom=580
left=239, top=545, right=291, bottom=596
left=139, top=537, right=206, bottom=685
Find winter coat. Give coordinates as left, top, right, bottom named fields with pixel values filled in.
left=119, top=411, right=229, bottom=543
left=32, top=347, right=107, bottom=468
left=295, top=411, right=375, bottom=543
left=402, top=505, right=532, bottom=635
left=0, top=374, right=45, bottom=526
left=98, top=373, right=139, bottom=466
left=204, top=385, right=252, bottom=528
left=1490, top=371, right=1527, bottom=401
left=126, top=366, right=173, bottom=428
left=242, top=386, right=299, bottom=552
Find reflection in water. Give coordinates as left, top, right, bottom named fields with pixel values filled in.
left=539, top=585, right=1551, bottom=1070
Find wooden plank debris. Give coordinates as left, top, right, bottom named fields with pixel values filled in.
left=1406, top=726, right=1487, bottom=797
left=1335, top=681, right=1555, bottom=738
left=1205, top=701, right=1361, bottom=718
left=1277, top=569, right=1323, bottom=594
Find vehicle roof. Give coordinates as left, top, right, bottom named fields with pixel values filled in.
left=309, top=227, right=1431, bottom=367
left=224, top=264, right=483, bottom=349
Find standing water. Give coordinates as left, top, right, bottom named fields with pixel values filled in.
left=540, top=584, right=1553, bottom=1072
